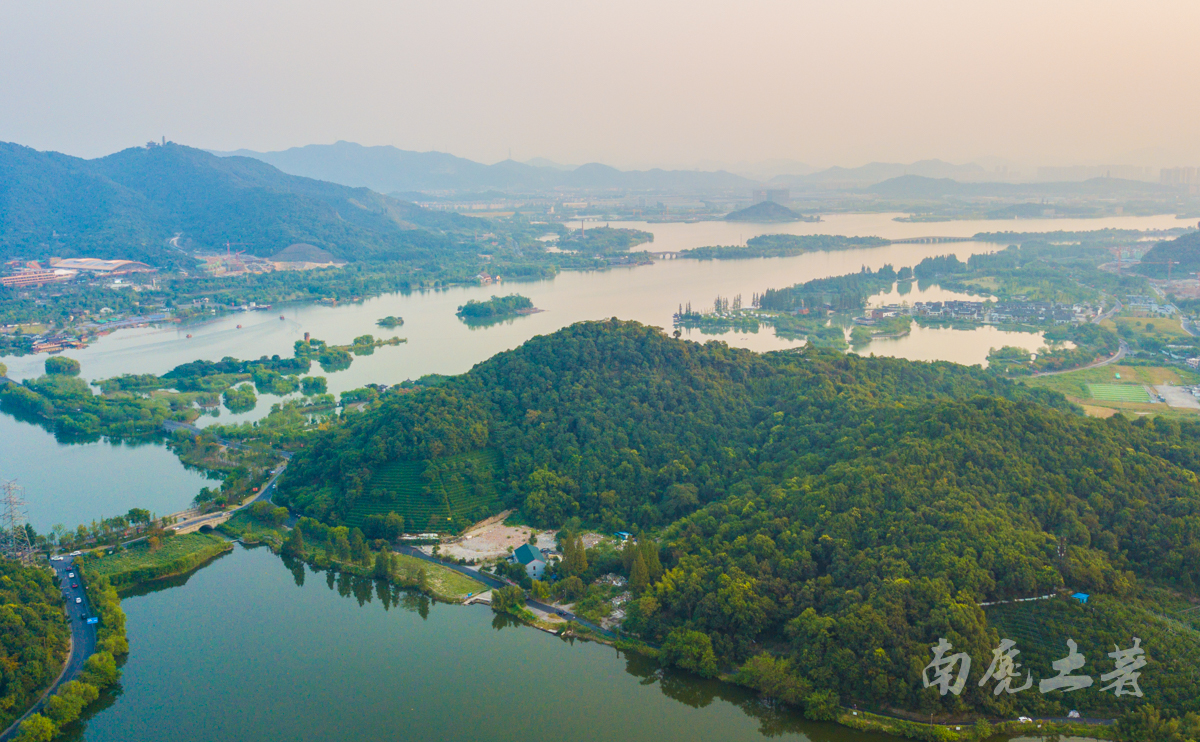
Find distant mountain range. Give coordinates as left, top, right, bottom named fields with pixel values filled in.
left=773, top=159, right=992, bottom=188
left=214, top=144, right=1089, bottom=196
left=212, top=141, right=756, bottom=195
left=0, top=141, right=479, bottom=267
left=862, top=174, right=1175, bottom=199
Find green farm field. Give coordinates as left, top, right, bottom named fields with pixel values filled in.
left=985, top=592, right=1200, bottom=717
left=1087, top=383, right=1152, bottom=402
left=345, top=449, right=502, bottom=533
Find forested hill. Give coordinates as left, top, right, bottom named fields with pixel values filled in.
left=279, top=319, right=1073, bottom=525
left=278, top=320, right=1200, bottom=719
left=1137, top=229, right=1200, bottom=279
left=0, top=141, right=481, bottom=267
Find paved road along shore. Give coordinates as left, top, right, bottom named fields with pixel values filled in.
left=0, top=556, right=97, bottom=742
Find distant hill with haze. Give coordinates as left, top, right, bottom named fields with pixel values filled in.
left=1137, top=230, right=1200, bottom=279
left=212, top=141, right=756, bottom=194
left=0, top=141, right=479, bottom=267
left=724, top=201, right=802, bottom=222
left=863, top=174, right=1175, bottom=199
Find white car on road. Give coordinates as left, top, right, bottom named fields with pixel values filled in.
left=70, top=550, right=82, bottom=556
left=75, top=597, right=82, bottom=604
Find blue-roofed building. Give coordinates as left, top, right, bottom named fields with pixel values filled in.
left=1071, top=592, right=1090, bottom=604
left=508, top=543, right=547, bottom=579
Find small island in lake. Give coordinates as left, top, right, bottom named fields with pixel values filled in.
left=723, top=200, right=820, bottom=222
left=376, top=316, right=404, bottom=328
left=456, top=294, right=542, bottom=324
left=558, top=226, right=653, bottom=253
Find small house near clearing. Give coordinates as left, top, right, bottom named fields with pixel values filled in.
left=507, top=543, right=547, bottom=579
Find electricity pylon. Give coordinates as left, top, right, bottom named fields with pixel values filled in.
left=1, top=480, right=33, bottom=562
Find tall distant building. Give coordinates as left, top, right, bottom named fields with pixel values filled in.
left=751, top=188, right=790, bottom=204
left=1161, top=167, right=1200, bottom=194
left=1036, top=165, right=1155, bottom=182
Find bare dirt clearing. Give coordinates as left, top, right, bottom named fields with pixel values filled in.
left=439, top=514, right=548, bottom=561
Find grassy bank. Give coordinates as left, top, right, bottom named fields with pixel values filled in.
left=81, top=532, right=233, bottom=590
left=391, top=552, right=483, bottom=600
left=299, top=548, right=483, bottom=603
left=222, top=511, right=484, bottom=602
left=218, top=509, right=287, bottom=548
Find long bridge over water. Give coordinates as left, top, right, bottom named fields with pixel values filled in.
left=646, top=235, right=974, bottom=260
left=885, top=236, right=975, bottom=244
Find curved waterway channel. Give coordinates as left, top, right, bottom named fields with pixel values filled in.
left=6, top=214, right=1178, bottom=740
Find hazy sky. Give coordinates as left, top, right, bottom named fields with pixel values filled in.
left=3, top=0, right=1199, bottom=170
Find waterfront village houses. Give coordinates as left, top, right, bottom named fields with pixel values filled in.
left=508, top=543, right=547, bottom=579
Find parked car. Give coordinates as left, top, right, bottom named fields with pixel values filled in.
left=70, top=550, right=82, bottom=556
left=1018, top=717, right=1033, bottom=723
left=50, top=555, right=64, bottom=561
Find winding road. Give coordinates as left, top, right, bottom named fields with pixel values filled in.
left=0, top=557, right=96, bottom=742
left=1030, top=339, right=1128, bottom=378
left=1029, top=299, right=1127, bottom=378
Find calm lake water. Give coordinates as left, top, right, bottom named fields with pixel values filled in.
left=69, top=545, right=891, bottom=742
left=6, top=240, right=1043, bottom=387
left=599, top=212, right=1190, bottom=251
left=0, top=413, right=215, bottom=532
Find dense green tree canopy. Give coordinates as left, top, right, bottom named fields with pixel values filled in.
left=0, top=560, right=70, bottom=731
left=277, top=320, right=1200, bottom=719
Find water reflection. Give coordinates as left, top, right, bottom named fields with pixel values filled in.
left=115, top=549, right=233, bottom=599
left=866, top=281, right=992, bottom=307
left=71, top=546, right=907, bottom=742
left=460, top=314, right=533, bottom=331
left=284, top=554, right=887, bottom=741
left=282, top=554, right=306, bottom=587
left=0, top=414, right=214, bottom=533
left=617, top=652, right=877, bottom=741
left=56, top=659, right=126, bottom=742
left=491, top=611, right=523, bottom=631
left=299, top=554, right=434, bottom=619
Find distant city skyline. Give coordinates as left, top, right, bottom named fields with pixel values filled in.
left=3, top=0, right=1199, bottom=170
